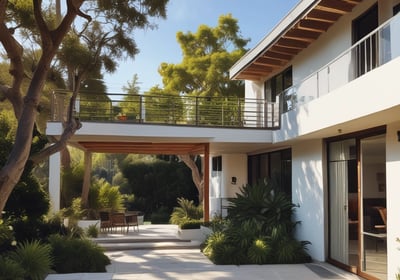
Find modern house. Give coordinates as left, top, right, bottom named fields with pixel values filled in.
left=47, top=0, right=400, bottom=279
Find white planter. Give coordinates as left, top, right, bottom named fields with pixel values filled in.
left=178, top=228, right=206, bottom=242
left=77, top=220, right=100, bottom=230
left=201, top=225, right=213, bottom=237
left=138, top=215, right=144, bottom=225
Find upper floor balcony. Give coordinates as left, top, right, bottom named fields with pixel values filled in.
left=280, top=12, right=400, bottom=113
left=51, top=91, right=280, bottom=129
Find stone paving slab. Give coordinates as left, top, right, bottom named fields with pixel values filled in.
left=46, top=249, right=363, bottom=280
left=46, top=225, right=363, bottom=280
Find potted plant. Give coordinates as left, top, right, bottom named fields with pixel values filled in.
left=117, top=113, right=127, bottom=120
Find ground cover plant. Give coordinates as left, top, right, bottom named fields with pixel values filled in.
left=202, top=179, right=311, bottom=265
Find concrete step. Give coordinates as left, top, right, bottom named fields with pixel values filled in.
left=94, top=238, right=201, bottom=251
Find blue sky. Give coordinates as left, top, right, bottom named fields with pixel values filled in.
left=103, top=0, right=300, bottom=93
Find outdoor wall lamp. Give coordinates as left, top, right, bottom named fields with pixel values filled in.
left=231, top=177, right=237, bottom=185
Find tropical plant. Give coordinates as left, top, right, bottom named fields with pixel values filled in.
left=0, top=256, right=25, bottom=280
left=170, top=197, right=203, bottom=226
left=227, top=179, right=296, bottom=236
left=49, top=234, right=110, bottom=273
left=9, top=240, right=53, bottom=280
left=202, top=179, right=311, bottom=265
left=86, top=224, right=99, bottom=238
left=247, top=238, right=271, bottom=264
left=94, top=178, right=124, bottom=213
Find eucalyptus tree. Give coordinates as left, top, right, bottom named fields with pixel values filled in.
left=0, top=0, right=168, bottom=215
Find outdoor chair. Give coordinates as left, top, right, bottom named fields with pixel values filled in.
left=125, top=211, right=139, bottom=232
left=111, top=212, right=128, bottom=233
left=373, top=206, right=387, bottom=231
left=99, top=211, right=112, bottom=232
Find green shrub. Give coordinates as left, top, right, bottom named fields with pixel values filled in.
left=180, top=220, right=202, bottom=229
left=170, top=197, right=203, bottom=226
left=0, top=256, right=25, bottom=280
left=49, top=235, right=110, bottom=273
left=0, top=218, right=16, bottom=252
left=247, top=238, right=271, bottom=264
left=202, top=179, right=311, bottom=265
left=9, top=240, right=53, bottom=280
left=86, top=224, right=99, bottom=238
left=151, top=206, right=171, bottom=224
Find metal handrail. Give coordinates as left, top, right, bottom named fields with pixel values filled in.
left=51, top=91, right=280, bottom=129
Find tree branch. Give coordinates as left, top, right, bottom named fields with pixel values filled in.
left=29, top=117, right=81, bottom=165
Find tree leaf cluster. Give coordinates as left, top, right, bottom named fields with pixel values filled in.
left=158, top=14, right=249, bottom=97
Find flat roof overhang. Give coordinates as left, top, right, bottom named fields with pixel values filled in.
left=230, top=0, right=362, bottom=81
left=46, top=122, right=280, bottom=155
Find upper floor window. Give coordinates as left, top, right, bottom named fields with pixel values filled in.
left=264, top=67, right=292, bottom=103
left=394, top=3, right=400, bottom=15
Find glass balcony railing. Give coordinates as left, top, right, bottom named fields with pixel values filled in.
left=51, top=91, right=280, bottom=129
left=280, top=13, right=400, bottom=113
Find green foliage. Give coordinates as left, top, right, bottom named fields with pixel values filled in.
left=247, top=238, right=271, bottom=264
left=0, top=256, right=25, bottom=280
left=0, top=219, right=16, bottom=252
left=227, top=179, right=296, bottom=236
left=86, top=224, right=99, bottom=238
left=170, top=198, right=203, bottom=226
left=202, top=180, right=311, bottom=265
left=121, top=158, right=199, bottom=217
left=158, top=14, right=248, bottom=98
left=180, top=220, right=202, bottom=230
left=62, top=197, right=86, bottom=223
left=49, top=235, right=110, bottom=273
left=91, top=178, right=124, bottom=213
left=5, top=173, right=50, bottom=220
left=61, top=164, right=84, bottom=208
left=150, top=207, right=171, bottom=224
left=9, top=240, right=53, bottom=280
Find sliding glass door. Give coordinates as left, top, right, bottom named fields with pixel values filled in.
left=329, top=139, right=356, bottom=266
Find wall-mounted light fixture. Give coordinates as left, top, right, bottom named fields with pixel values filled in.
left=231, top=177, right=237, bottom=185
left=397, top=130, right=400, bottom=142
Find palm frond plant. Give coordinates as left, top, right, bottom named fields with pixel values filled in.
left=227, top=178, right=297, bottom=236
left=0, top=256, right=25, bottom=280
left=9, top=240, right=53, bottom=280
left=202, top=177, right=311, bottom=265
left=169, top=197, right=203, bottom=226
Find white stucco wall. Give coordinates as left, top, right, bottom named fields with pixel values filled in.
left=385, top=122, right=400, bottom=278
left=209, top=154, right=247, bottom=218
left=292, top=139, right=326, bottom=262
left=48, top=152, right=61, bottom=212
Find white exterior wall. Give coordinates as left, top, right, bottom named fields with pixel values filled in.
left=385, top=122, right=400, bottom=278
left=48, top=152, right=61, bottom=212
left=209, top=154, right=247, bottom=218
left=275, top=56, right=400, bottom=143
left=292, top=140, right=326, bottom=262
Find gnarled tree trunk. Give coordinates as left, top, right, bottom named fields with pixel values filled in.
left=179, top=154, right=204, bottom=203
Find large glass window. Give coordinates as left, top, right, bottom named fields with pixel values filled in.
left=248, top=149, right=291, bottom=198
left=264, top=67, right=292, bottom=102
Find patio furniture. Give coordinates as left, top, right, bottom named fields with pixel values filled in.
left=373, top=206, right=387, bottom=230
left=111, top=213, right=128, bottom=233
left=99, top=211, right=112, bottom=232
left=125, top=211, right=139, bottom=232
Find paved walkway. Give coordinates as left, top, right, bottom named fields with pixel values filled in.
left=46, top=225, right=364, bottom=280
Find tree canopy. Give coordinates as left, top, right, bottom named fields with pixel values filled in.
left=0, top=0, right=169, bottom=215
left=157, top=14, right=249, bottom=97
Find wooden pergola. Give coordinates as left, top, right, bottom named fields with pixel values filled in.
left=78, top=141, right=210, bottom=222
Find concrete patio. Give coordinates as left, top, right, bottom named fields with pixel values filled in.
left=46, top=225, right=363, bottom=280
